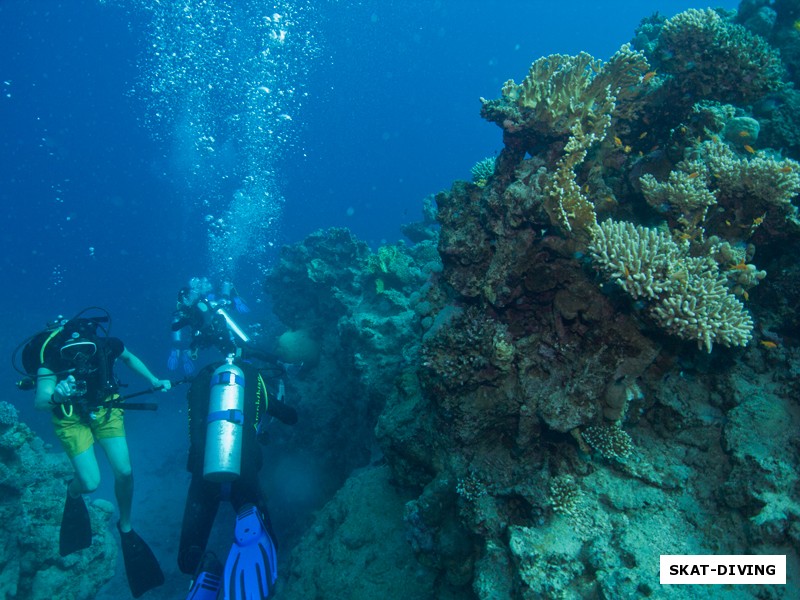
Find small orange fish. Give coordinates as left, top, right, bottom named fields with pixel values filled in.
left=760, top=340, right=778, bottom=349
left=743, top=144, right=755, bottom=154
left=687, top=172, right=700, bottom=179
left=613, top=136, right=622, bottom=147
left=780, top=165, right=794, bottom=173
left=738, top=130, right=750, bottom=138
left=623, top=145, right=632, bottom=153
left=639, top=131, right=648, bottom=139
left=729, top=260, right=749, bottom=271
left=752, top=212, right=766, bottom=227
left=642, top=71, right=657, bottom=84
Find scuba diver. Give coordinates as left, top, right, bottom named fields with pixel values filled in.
left=168, top=277, right=250, bottom=376
left=13, top=307, right=172, bottom=599
left=174, top=287, right=298, bottom=599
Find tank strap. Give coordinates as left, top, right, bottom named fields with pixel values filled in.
left=207, top=409, right=244, bottom=425
left=209, top=371, right=245, bottom=387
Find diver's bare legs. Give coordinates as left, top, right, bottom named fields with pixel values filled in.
left=98, top=436, right=134, bottom=531
left=68, top=448, right=101, bottom=497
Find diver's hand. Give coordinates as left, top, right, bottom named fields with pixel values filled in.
left=152, top=379, right=172, bottom=392
left=53, top=375, right=77, bottom=403
left=181, top=350, right=195, bottom=376
left=168, top=349, right=179, bottom=371
left=233, top=296, right=250, bottom=313
left=278, top=361, right=303, bottom=377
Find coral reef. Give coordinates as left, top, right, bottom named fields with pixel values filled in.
left=262, top=4, right=800, bottom=599
left=0, top=401, right=116, bottom=600
left=262, top=227, right=441, bottom=526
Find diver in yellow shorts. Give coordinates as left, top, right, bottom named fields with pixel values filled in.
left=24, top=308, right=171, bottom=598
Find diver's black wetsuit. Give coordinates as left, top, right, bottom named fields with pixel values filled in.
left=177, top=358, right=297, bottom=574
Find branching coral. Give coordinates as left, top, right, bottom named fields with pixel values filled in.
left=470, top=157, right=496, bottom=187
left=698, top=141, right=800, bottom=230
left=640, top=170, right=717, bottom=217
left=582, top=424, right=634, bottom=462
left=589, top=219, right=753, bottom=352
left=548, top=475, right=584, bottom=518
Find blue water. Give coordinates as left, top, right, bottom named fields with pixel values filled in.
left=0, top=0, right=734, bottom=406
left=0, top=0, right=741, bottom=597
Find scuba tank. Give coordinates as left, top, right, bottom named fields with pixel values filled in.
left=203, top=356, right=245, bottom=482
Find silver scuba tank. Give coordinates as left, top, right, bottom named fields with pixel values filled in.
left=203, top=356, right=245, bottom=482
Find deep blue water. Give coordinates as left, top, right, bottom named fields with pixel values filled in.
left=0, top=0, right=741, bottom=595
left=0, top=0, right=732, bottom=402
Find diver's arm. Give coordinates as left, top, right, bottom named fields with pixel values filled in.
left=119, top=348, right=172, bottom=391
left=34, top=368, right=57, bottom=411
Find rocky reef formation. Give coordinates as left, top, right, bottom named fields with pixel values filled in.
left=0, top=401, right=116, bottom=600
left=268, top=4, right=800, bottom=599
left=277, top=466, right=438, bottom=599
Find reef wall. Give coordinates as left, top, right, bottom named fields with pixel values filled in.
left=270, top=4, right=800, bottom=599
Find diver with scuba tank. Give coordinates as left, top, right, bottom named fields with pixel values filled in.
left=168, top=277, right=251, bottom=376
left=14, top=307, right=172, bottom=598
left=173, top=282, right=298, bottom=600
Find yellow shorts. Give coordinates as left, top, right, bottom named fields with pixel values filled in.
left=52, top=400, right=126, bottom=459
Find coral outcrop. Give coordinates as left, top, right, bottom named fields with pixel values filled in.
left=277, top=466, right=438, bottom=600
left=263, top=4, right=800, bottom=599
left=0, top=401, right=116, bottom=600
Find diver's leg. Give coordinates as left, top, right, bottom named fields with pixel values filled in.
left=230, top=476, right=266, bottom=514
left=178, top=474, right=221, bottom=574
left=231, top=477, right=277, bottom=542
left=69, top=446, right=102, bottom=495
left=60, top=445, right=100, bottom=555
left=97, top=436, right=134, bottom=531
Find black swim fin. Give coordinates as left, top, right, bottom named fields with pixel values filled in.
left=118, top=524, right=165, bottom=598
left=223, top=504, right=277, bottom=600
left=59, top=491, right=92, bottom=556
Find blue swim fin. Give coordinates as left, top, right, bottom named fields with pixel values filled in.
left=186, top=552, right=222, bottom=600
left=223, top=505, right=277, bottom=600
